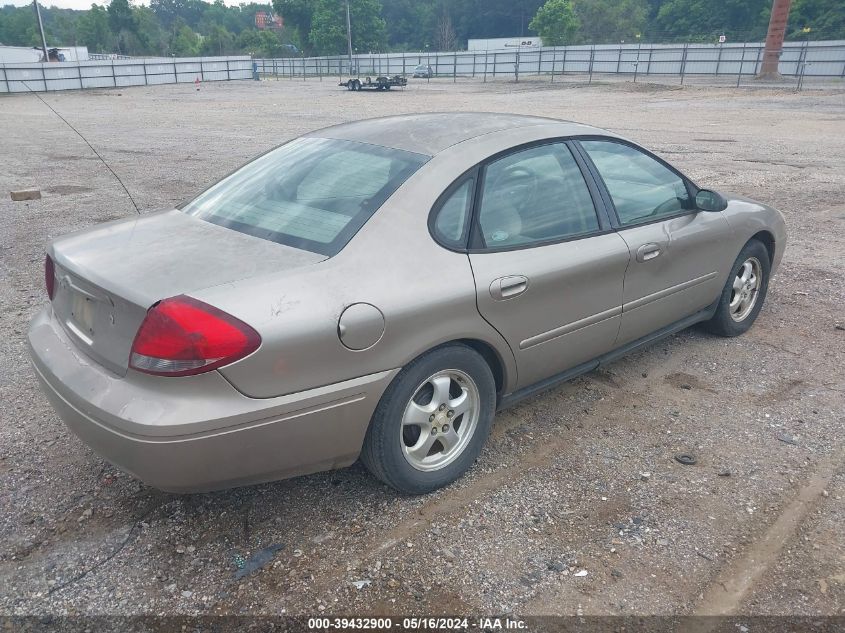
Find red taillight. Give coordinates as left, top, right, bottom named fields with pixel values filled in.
left=129, top=295, right=260, bottom=377
left=45, top=255, right=56, bottom=300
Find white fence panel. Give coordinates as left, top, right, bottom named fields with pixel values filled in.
left=254, top=40, right=845, bottom=83
left=0, top=56, right=253, bottom=93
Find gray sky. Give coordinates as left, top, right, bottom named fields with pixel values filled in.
left=6, top=0, right=148, bottom=8
left=5, top=0, right=246, bottom=9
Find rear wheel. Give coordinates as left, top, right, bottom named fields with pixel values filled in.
left=361, top=345, right=495, bottom=494
left=705, top=239, right=770, bottom=337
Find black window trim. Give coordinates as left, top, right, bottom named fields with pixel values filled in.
left=572, top=135, right=701, bottom=231
left=428, top=137, right=615, bottom=254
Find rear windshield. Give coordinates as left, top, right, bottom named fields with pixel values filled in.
left=182, top=137, right=429, bottom=256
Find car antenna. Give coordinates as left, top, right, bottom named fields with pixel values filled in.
left=21, top=81, right=141, bottom=215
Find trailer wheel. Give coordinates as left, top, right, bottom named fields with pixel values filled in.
left=353, top=79, right=362, bottom=91
left=346, top=81, right=354, bottom=91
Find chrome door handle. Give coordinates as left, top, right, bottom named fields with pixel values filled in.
left=490, top=275, right=529, bottom=300
left=636, top=243, right=662, bottom=262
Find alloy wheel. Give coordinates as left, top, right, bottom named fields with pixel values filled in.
left=400, top=369, right=480, bottom=472
left=729, top=256, right=762, bottom=322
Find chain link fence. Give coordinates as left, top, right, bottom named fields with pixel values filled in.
left=256, top=40, right=845, bottom=91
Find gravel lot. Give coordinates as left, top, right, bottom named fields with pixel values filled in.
left=1, top=77, right=843, bottom=620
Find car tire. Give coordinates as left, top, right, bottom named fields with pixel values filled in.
left=704, top=239, right=771, bottom=337
left=360, top=344, right=496, bottom=495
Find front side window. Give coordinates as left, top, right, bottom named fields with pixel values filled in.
left=183, top=137, right=428, bottom=256
left=476, top=142, right=599, bottom=248
left=580, top=140, right=692, bottom=226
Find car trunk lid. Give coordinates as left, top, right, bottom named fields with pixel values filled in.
left=49, top=209, right=326, bottom=376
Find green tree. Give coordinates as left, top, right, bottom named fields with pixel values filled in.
left=572, top=0, right=647, bottom=43
left=653, top=0, right=771, bottom=41
left=789, top=0, right=845, bottom=39
left=237, top=28, right=263, bottom=54
left=273, top=0, right=316, bottom=48
left=170, top=22, right=200, bottom=55
left=0, top=6, right=42, bottom=46
left=529, top=0, right=579, bottom=45
left=76, top=4, right=113, bottom=52
left=134, top=6, right=166, bottom=54
left=381, top=0, right=435, bottom=50
left=107, top=0, right=136, bottom=33
left=309, top=0, right=386, bottom=55
left=201, top=23, right=235, bottom=55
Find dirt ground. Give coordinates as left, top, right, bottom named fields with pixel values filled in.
left=0, top=77, right=843, bottom=621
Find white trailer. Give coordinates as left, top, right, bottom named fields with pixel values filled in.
left=467, top=37, right=543, bottom=52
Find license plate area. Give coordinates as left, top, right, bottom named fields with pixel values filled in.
left=69, top=291, right=96, bottom=339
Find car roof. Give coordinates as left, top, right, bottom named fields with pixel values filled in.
left=307, top=112, right=615, bottom=157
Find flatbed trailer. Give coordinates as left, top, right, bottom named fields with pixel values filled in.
left=340, top=75, right=407, bottom=91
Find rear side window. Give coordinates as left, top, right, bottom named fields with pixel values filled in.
left=432, top=178, right=474, bottom=247
left=580, top=140, right=692, bottom=226
left=183, top=137, right=428, bottom=256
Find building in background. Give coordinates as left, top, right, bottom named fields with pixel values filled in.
left=255, top=11, right=283, bottom=31
left=0, top=45, right=89, bottom=63
left=467, top=37, right=543, bottom=52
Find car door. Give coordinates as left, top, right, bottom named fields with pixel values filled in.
left=431, top=141, right=631, bottom=390
left=577, top=138, right=736, bottom=346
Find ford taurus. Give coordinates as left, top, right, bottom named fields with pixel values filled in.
left=28, top=113, right=786, bottom=494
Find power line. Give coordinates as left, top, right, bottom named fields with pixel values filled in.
left=22, top=82, right=141, bottom=215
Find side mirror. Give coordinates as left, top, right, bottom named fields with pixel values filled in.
left=695, top=189, right=728, bottom=212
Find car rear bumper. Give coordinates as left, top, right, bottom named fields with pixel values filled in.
left=28, top=305, right=397, bottom=492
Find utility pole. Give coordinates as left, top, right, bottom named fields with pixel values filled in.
left=345, top=0, right=354, bottom=74
left=33, top=0, right=49, bottom=62
left=758, top=0, right=793, bottom=79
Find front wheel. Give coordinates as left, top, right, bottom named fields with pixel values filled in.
left=705, top=239, right=771, bottom=337
left=360, top=345, right=495, bottom=494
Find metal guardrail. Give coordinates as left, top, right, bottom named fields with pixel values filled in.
left=0, top=56, right=253, bottom=93
left=256, top=40, right=845, bottom=88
